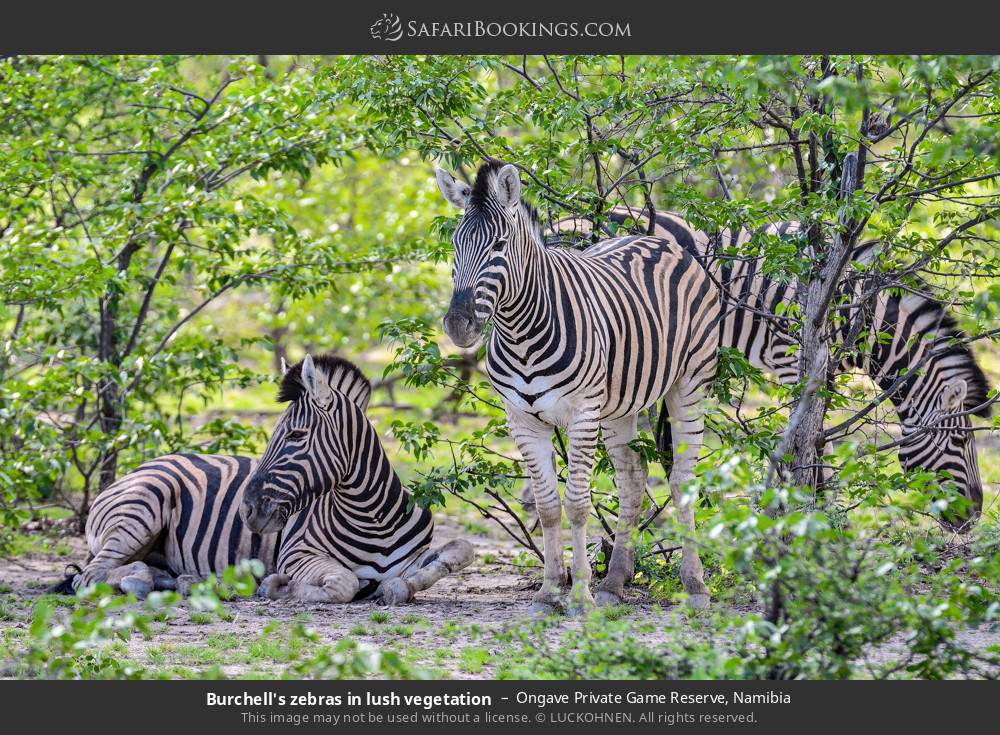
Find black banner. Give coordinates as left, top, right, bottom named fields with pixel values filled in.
left=2, top=0, right=999, bottom=54
left=1, top=679, right=995, bottom=733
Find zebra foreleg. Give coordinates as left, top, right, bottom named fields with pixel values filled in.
left=378, top=539, right=475, bottom=605
left=665, top=381, right=710, bottom=609
left=261, top=559, right=360, bottom=604
left=509, top=415, right=565, bottom=616
left=564, top=417, right=600, bottom=615
left=518, top=452, right=558, bottom=536
left=257, top=573, right=292, bottom=600
left=596, top=415, right=645, bottom=607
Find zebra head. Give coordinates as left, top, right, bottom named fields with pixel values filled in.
left=436, top=160, right=528, bottom=348
left=241, top=354, right=372, bottom=533
left=898, top=376, right=983, bottom=530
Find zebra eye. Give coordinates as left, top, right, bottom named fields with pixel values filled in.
left=287, top=428, right=308, bottom=441
left=492, top=238, right=507, bottom=251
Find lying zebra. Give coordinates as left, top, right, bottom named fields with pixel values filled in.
left=55, top=354, right=473, bottom=604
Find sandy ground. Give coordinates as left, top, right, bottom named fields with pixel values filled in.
left=2, top=521, right=999, bottom=679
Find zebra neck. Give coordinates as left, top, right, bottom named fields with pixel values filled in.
left=491, top=236, right=557, bottom=348
left=334, top=422, right=417, bottom=530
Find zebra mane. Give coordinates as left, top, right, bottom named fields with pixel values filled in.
left=469, top=158, right=508, bottom=208
left=277, top=354, right=372, bottom=410
left=470, top=159, right=542, bottom=235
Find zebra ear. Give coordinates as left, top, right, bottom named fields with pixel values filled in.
left=435, top=168, right=471, bottom=209
left=940, top=378, right=968, bottom=413
left=494, top=164, right=521, bottom=209
left=301, top=354, right=333, bottom=405
left=280, top=356, right=288, bottom=376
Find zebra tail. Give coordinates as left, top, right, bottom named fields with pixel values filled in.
left=48, top=563, right=82, bottom=595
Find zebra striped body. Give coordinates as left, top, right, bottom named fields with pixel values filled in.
left=68, top=355, right=473, bottom=603
left=555, top=208, right=990, bottom=527
left=484, top=234, right=719, bottom=426
left=82, top=454, right=278, bottom=590
left=437, top=161, right=719, bottom=612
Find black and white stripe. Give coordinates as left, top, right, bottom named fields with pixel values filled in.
left=64, top=355, right=472, bottom=604
left=555, top=208, right=991, bottom=529
left=437, top=160, right=720, bottom=612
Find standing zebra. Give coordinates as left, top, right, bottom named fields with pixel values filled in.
left=59, top=354, right=473, bottom=604
left=435, top=160, right=721, bottom=613
left=553, top=208, right=991, bottom=529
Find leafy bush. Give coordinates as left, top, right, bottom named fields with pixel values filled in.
left=291, top=627, right=426, bottom=680
left=502, top=612, right=737, bottom=680
left=23, top=585, right=165, bottom=679
left=704, top=486, right=1000, bottom=679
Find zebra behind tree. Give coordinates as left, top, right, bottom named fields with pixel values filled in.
left=58, top=354, right=473, bottom=604
left=554, top=208, right=991, bottom=529
left=436, top=160, right=721, bottom=613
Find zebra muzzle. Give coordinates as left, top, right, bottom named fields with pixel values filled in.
left=443, top=291, right=484, bottom=348
left=240, top=495, right=287, bottom=534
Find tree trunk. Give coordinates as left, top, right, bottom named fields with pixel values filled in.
left=97, top=293, right=121, bottom=492
left=97, top=241, right=141, bottom=492
left=769, top=153, right=862, bottom=495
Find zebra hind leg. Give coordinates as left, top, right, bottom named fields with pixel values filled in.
left=595, top=415, right=645, bottom=607
left=72, top=526, right=158, bottom=597
left=379, top=539, right=475, bottom=606
left=665, top=381, right=710, bottom=610
left=105, top=561, right=155, bottom=599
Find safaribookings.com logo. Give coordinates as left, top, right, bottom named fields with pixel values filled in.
left=370, top=13, right=631, bottom=41
left=370, top=13, right=404, bottom=41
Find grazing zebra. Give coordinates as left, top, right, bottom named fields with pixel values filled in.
left=57, top=354, right=474, bottom=604
left=552, top=207, right=991, bottom=529
left=435, top=160, right=721, bottom=613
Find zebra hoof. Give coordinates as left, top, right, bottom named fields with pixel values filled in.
left=120, top=575, right=152, bottom=600
left=176, top=575, right=201, bottom=597
left=526, top=601, right=562, bottom=619
left=686, top=593, right=711, bottom=611
left=442, top=538, right=475, bottom=571
left=150, top=568, right=178, bottom=591
left=567, top=598, right=596, bottom=617
left=379, top=578, right=412, bottom=606
left=565, top=583, right=596, bottom=616
left=594, top=588, right=623, bottom=607
left=320, top=572, right=359, bottom=603
left=258, top=573, right=291, bottom=600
